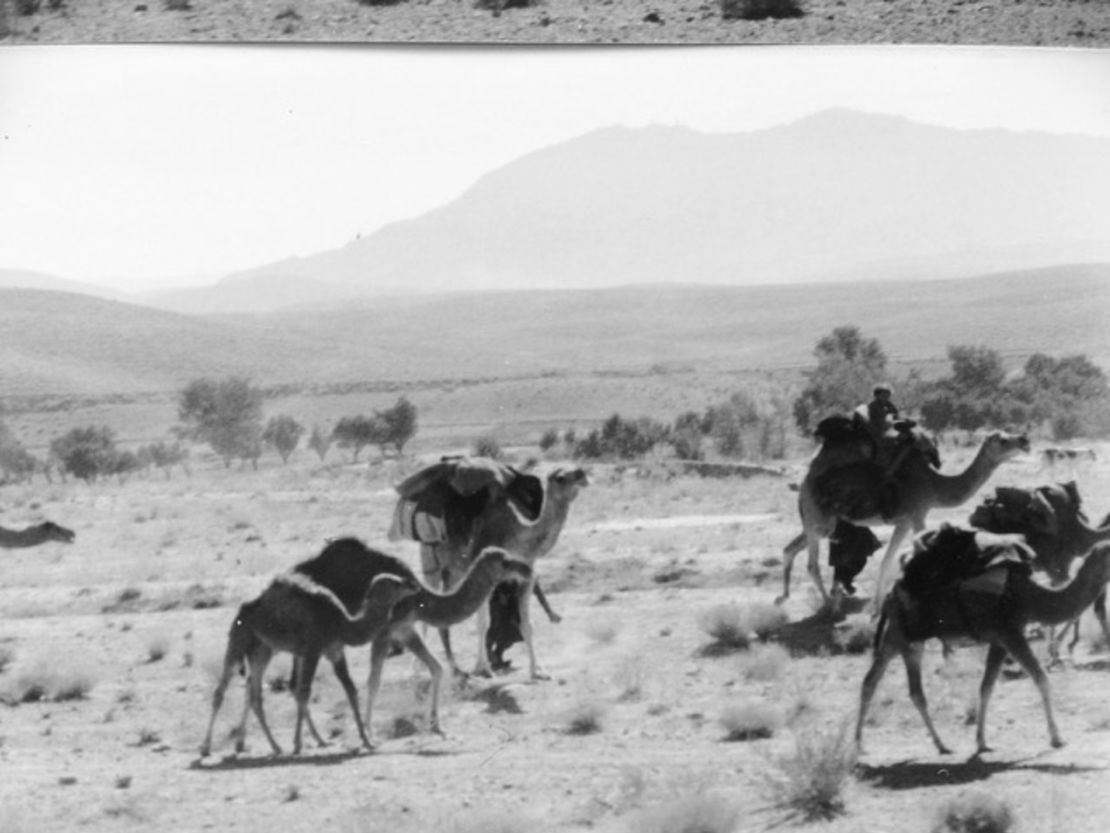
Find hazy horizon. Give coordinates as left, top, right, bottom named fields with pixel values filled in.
left=3, top=45, right=1110, bottom=292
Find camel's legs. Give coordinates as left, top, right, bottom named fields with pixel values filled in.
left=402, top=630, right=444, bottom=735
left=471, top=601, right=493, bottom=677
left=534, top=580, right=561, bottom=624
left=855, top=636, right=895, bottom=751
left=244, top=645, right=283, bottom=755
left=517, top=579, right=549, bottom=680
left=803, top=531, right=830, bottom=605
left=902, top=642, right=952, bottom=755
left=291, top=651, right=322, bottom=755
left=777, top=532, right=807, bottom=604
left=974, top=643, right=1007, bottom=753
left=996, top=629, right=1064, bottom=749
left=326, top=648, right=374, bottom=751
left=289, top=657, right=328, bottom=749
left=869, top=518, right=918, bottom=615
left=200, top=655, right=238, bottom=757
left=364, top=634, right=391, bottom=743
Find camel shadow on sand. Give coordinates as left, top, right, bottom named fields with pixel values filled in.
left=858, top=754, right=1104, bottom=791
left=189, top=745, right=461, bottom=772
left=774, top=596, right=871, bottom=657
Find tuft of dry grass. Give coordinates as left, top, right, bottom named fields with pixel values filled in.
left=931, top=790, right=1015, bottom=833
left=0, top=645, right=15, bottom=674
left=4, top=659, right=97, bottom=703
left=146, top=634, right=170, bottom=663
left=698, top=603, right=753, bottom=651
left=744, top=602, right=788, bottom=641
left=719, top=699, right=783, bottom=741
left=564, top=698, right=606, bottom=735
left=761, top=722, right=857, bottom=823
left=740, top=643, right=791, bottom=682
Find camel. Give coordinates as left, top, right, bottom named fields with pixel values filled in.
left=391, top=458, right=588, bottom=678
left=856, top=526, right=1110, bottom=756
left=969, top=482, right=1110, bottom=656
left=781, top=430, right=1029, bottom=611
left=288, top=538, right=533, bottom=740
left=200, top=571, right=419, bottom=757
left=0, top=521, right=75, bottom=548
left=363, top=546, right=533, bottom=740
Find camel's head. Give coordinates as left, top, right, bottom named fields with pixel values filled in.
left=477, top=547, right=534, bottom=584
left=548, top=467, right=590, bottom=499
left=39, top=521, right=76, bottom=544
left=982, top=431, right=1031, bottom=463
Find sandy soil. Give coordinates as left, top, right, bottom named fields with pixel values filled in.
left=3, top=0, right=1110, bottom=45
left=1, top=445, right=1109, bottom=832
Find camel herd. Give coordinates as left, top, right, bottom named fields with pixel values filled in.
left=5, top=427, right=1108, bottom=763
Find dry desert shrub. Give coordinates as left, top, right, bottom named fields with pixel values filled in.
left=744, top=601, right=788, bottom=641
left=585, top=617, right=621, bottom=645
left=563, top=697, right=607, bottom=735
left=739, top=643, right=791, bottom=682
left=720, top=0, right=804, bottom=21
left=3, top=658, right=96, bottom=703
left=719, top=699, right=783, bottom=741
left=761, top=722, right=857, bottom=823
left=146, top=633, right=169, bottom=663
left=620, top=793, right=741, bottom=833
left=698, top=603, right=753, bottom=651
left=931, top=791, right=1015, bottom=833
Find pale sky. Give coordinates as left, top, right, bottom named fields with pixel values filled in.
left=2, top=44, right=1109, bottom=291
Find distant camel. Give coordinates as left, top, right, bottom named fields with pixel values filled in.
left=856, top=526, right=1110, bottom=755
left=969, top=481, right=1110, bottom=656
left=782, top=429, right=1028, bottom=610
left=391, top=458, right=588, bottom=678
left=0, top=521, right=75, bottom=548
left=200, top=571, right=419, bottom=757
left=291, top=538, right=532, bottom=739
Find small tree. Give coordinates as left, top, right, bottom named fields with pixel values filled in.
left=177, top=377, right=264, bottom=467
left=793, top=326, right=889, bottom=433
left=262, top=414, right=304, bottom=464
left=378, top=396, right=417, bottom=455
left=0, top=421, right=37, bottom=483
left=146, top=441, right=189, bottom=479
left=538, top=428, right=561, bottom=452
left=332, top=415, right=378, bottom=462
left=50, top=426, right=119, bottom=482
left=307, top=424, right=333, bottom=462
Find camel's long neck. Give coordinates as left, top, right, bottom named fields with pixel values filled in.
left=0, top=528, right=50, bottom=549
left=1021, top=549, right=1110, bottom=626
left=336, top=600, right=396, bottom=647
left=525, top=491, right=573, bottom=559
left=415, top=560, right=502, bottom=628
left=927, top=446, right=1002, bottom=508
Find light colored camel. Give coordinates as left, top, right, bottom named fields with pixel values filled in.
left=200, top=572, right=419, bottom=757
left=969, top=482, right=1110, bottom=656
left=856, top=531, right=1110, bottom=756
left=781, top=431, right=1029, bottom=610
left=0, top=521, right=75, bottom=548
left=410, top=464, right=588, bottom=679
left=364, top=547, right=532, bottom=741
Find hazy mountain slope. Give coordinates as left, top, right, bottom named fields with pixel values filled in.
left=178, top=110, right=1110, bottom=313
left=2, top=266, right=1106, bottom=400
left=0, top=268, right=125, bottom=300
left=0, top=290, right=321, bottom=396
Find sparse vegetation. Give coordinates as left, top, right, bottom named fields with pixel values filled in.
left=698, top=603, right=753, bottom=651
left=4, top=659, right=96, bottom=704
left=762, top=723, right=857, bottom=823
left=177, top=376, right=263, bottom=467
left=262, top=414, right=304, bottom=464
left=473, top=435, right=503, bottom=460
left=564, top=698, right=606, bottom=735
left=621, top=793, right=741, bottom=833
left=931, top=791, right=1015, bottom=833
left=719, top=699, right=783, bottom=741
left=739, top=643, right=791, bottom=682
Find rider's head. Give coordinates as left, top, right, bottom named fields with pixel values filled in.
left=873, top=384, right=893, bottom=401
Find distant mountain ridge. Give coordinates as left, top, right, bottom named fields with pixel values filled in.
left=2, top=265, right=1108, bottom=399
left=134, top=108, right=1110, bottom=314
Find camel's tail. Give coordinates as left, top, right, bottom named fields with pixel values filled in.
left=224, top=604, right=257, bottom=678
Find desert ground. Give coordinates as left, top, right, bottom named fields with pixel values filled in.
left=2, top=0, right=1110, bottom=44
left=1, top=435, right=1109, bottom=832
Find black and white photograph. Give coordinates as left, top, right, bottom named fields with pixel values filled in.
left=1, top=43, right=1110, bottom=832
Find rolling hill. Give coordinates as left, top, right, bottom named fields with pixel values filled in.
left=2, top=265, right=1107, bottom=400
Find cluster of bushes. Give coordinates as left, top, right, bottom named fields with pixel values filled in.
left=791, top=326, right=1110, bottom=441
